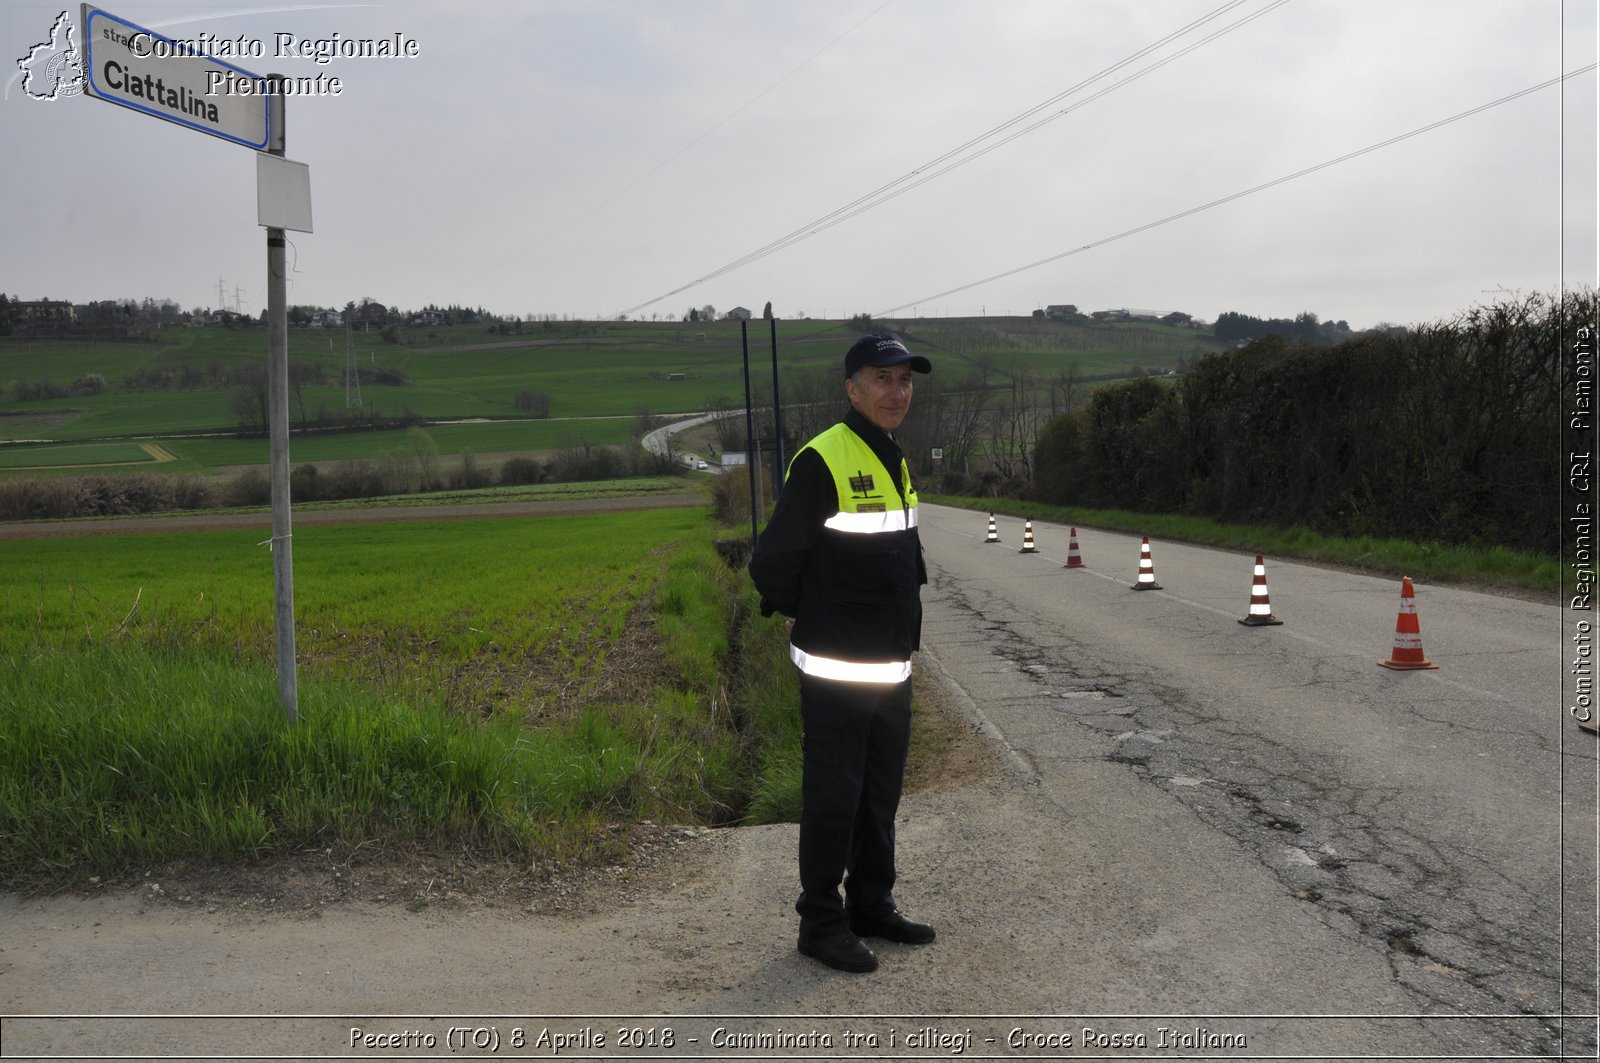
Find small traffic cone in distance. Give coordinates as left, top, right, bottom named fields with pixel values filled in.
left=1131, top=535, right=1162, bottom=590
left=1378, top=576, right=1438, bottom=670
left=984, top=513, right=1001, bottom=543
left=1238, top=554, right=1283, bottom=626
left=1018, top=519, right=1038, bottom=554
left=1063, top=527, right=1085, bottom=569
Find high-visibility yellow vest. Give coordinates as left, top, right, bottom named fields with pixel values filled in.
left=788, top=422, right=919, bottom=683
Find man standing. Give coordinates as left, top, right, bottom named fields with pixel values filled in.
left=748, top=333, right=936, bottom=974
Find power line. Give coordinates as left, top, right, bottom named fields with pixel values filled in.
left=449, top=0, right=896, bottom=299
left=874, top=64, right=1599, bottom=317
left=614, top=0, right=1290, bottom=318
left=704, top=0, right=1293, bottom=284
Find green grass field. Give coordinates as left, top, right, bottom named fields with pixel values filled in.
left=0, top=441, right=165, bottom=469
left=0, top=419, right=639, bottom=479
left=4, top=509, right=692, bottom=684
left=0, top=506, right=762, bottom=889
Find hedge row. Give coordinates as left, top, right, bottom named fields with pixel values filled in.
left=1031, top=291, right=1591, bottom=553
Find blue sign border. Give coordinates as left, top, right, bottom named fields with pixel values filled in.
left=83, top=6, right=272, bottom=151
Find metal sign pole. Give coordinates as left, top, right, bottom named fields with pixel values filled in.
left=265, top=76, right=298, bottom=721
left=768, top=314, right=786, bottom=488
left=78, top=7, right=299, bottom=719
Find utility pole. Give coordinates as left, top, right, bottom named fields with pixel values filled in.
left=344, top=321, right=362, bottom=409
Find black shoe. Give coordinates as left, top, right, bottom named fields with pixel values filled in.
left=798, top=930, right=878, bottom=973
left=849, top=909, right=936, bottom=945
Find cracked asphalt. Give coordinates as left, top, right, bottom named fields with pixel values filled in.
left=914, top=503, right=1597, bottom=1057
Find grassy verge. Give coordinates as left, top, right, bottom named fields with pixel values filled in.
left=930, top=495, right=1555, bottom=597
left=730, top=591, right=805, bottom=825
left=0, top=510, right=751, bottom=892
left=0, top=642, right=742, bottom=893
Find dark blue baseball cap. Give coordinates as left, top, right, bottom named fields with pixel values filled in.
left=843, top=334, right=932, bottom=377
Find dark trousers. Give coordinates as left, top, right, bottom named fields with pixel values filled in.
left=795, top=671, right=913, bottom=937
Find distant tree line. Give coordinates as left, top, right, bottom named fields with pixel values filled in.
left=8, top=374, right=106, bottom=401
left=229, top=361, right=410, bottom=435
left=1031, top=291, right=1587, bottom=553
left=0, top=436, right=686, bottom=521
left=1211, top=310, right=1355, bottom=347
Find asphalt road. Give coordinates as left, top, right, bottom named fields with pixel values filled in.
left=913, top=502, right=1597, bottom=1057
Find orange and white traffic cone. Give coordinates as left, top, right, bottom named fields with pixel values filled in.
left=984, top=513, right=1001, bottom=543
left=1063, top=527, right=1085, bottom=569
left=1378, top=576, right=1437, bottom=670
left=1131, top=535, right=1162, bottom=591
left=1237, top=554, right=1283, bottom=626
left=1018, top=519, right=1038, bottom=554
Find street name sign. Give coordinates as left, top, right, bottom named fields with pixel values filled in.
left=79, top=4, right=271, bottom=150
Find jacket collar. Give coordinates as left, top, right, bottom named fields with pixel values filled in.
left=844, top=405, right=900, bottom=455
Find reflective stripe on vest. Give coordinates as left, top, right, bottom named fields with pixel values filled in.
left=823, top=507, right=919, bottom=534
left=790, top=645, right=912, bottom=684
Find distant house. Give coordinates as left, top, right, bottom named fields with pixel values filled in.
left=409, top=310, right=443, bottom=327
left=1095, top=308, right=1160, bottom=324
left=311, top=310, right=344, bottom=328
left=725, top=306, right=752, bottom=321
left=1044, top=304, right=1079, bottom=320
left=15, top=299, right=76, bottom=323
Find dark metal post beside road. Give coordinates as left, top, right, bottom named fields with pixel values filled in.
left=768, top=314, right=786, bottom=489
left=741, top=319, right=758, bottom=547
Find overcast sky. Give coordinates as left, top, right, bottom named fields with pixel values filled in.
left=3, top=0, right=1596, bottom=330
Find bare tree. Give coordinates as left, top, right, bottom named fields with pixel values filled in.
left=1045, top=366, right=1082, bottom=421
left=897, top=366, right=991, bottom=478
left=777, top=366, right=845, bottom=455
left=229, top=368, right=268, bottom=435
left=514, top=388, right=551, bottom=417
left=984, top=367, right=1042, bottom=483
